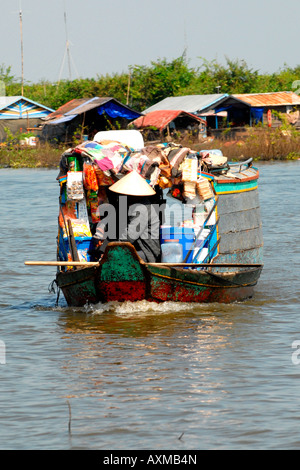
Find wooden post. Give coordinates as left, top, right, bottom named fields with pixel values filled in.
left=67, top=219, right=80, bottom=262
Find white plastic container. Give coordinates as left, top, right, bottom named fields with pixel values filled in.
left=161, top=240, right=183, bottom=263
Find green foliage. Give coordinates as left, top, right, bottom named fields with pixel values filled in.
left=128, top=56, right=194, bottom=109
left=2, top=55, right=300, bottom=112
left=0, top=64, right=16, bottom=87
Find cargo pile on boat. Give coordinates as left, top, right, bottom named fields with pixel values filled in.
left=57, top=139, right=228, bottom=265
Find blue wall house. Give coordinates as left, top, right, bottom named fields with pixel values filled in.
left=200, top=95, right=252, bottom=130
left=233, top=92, right=300, bottom=127
left=208, top=91, right=300, bottom=128
left=41, top=97, right=142, bottom=144
left=0, top=96, right=54, bottom=141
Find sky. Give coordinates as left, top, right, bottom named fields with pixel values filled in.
left=1, top=0, right=300, bottom=85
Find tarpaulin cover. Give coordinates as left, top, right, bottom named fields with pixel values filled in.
left=97, top=102, right=141, bottom=120
left=214, top=105, right=234, bottom=113
left=250, top=107, right=264, bottom=124
left=215, top=105, right=250, bottom=123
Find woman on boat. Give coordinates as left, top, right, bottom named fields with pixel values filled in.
left=90, top=171, right=161, bottom=263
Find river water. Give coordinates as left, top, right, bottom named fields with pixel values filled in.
left=0, top=161, right=300, bottom=450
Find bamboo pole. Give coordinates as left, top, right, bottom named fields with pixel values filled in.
left=24, top=261, right=263, bottom=268
left=147, top=262, right=263, bottom=268
left=25, top=261, right=100, bottom=267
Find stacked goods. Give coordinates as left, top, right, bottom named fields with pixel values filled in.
left=57, top=139, right=221, bottom=265
left=196, top=177, right=215, bottom=201
left=58, top=140, right=219, bottom=200
left=180, top=153, right=198, bottom=202
left=181, top=154, right=198, bottom=182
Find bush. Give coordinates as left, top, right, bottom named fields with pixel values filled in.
left=0, top=142, right=64, bottom=168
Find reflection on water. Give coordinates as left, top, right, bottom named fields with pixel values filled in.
left=1, top=163, right=300, bottom=449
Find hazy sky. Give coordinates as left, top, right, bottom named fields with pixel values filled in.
left=1, top=0, right=300, bottom=84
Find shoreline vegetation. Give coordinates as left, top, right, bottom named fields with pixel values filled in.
left=2, top=56, right=300, bottom=168
left=1, top=127, right=300, bottom=169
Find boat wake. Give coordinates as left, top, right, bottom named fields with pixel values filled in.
left=88, top=299, right=198, bottom=317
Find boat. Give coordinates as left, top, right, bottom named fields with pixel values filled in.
left=54, top=241, right=262, bottom=306
left=25, top=131, right=263, bottom=306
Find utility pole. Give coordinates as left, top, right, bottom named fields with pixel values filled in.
left=126, top=68, right=131, bottom=105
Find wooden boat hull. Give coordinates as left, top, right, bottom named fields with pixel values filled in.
left=147, top=263, right=261, bottom=304
left=56, top=242, right=263, bottom=307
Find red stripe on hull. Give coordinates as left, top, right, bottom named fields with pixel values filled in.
left=98, top=281, right=146, bottom=302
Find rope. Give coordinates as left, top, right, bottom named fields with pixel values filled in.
left=48, top=279, right=61, bottom=307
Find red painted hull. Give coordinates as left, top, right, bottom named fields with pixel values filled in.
left=97, top=281, right=146, bottom=302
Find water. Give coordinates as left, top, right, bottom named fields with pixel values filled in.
left=0, top=162, right=300, bottom=450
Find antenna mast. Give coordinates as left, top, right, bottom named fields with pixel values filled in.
left=19, top=4, right=24, bottom=96
left=58, top=1, right=79, bottom=83
left=64, top=3, right=72, bottom=80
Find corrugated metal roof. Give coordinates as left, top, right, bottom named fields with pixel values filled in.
left=44, top=97, right=141, bottom=123
left=0, top=96, right=23, bottom=109
left=143, top=94, right=228, bottom=114
left=64, top=97, right=112, bottom=116
left=132, top=110, right=206, bottom=131
left=0, top=96, right=53, bottom=113
left=234, top=91, right=300, bottom=107
left=43, top=97, right=107, bottom=121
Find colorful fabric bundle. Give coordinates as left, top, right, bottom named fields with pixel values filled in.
left=123, top=152, right=160, bottom=186
left=141, top=145, right=167, bottom=165
left=76, top=140, right=130, bottom=175
left=94, top=150, right=123, bottom=174
left=166, top=147, right=190, bottom=178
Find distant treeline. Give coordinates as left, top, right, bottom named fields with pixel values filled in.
left=2, top=56, right=300, bottom=112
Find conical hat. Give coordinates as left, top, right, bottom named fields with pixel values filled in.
left=109, top=170, right=156, bottom=196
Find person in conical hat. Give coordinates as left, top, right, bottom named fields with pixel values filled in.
left=90, top=171, right=161, bottom=262
left=109, top=170, right=156, bottom=197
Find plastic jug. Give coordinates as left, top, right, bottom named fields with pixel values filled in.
left=161, top=240, right=183, bottom=263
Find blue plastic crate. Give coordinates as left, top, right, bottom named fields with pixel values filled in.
left=160, top=226, right=195, bottom=263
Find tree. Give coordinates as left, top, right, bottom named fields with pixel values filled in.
left=129, top=56, right=194, bottom=110
left=0, top=64, right=17, bottom=94
left=2, top=56, right=300, bottom=113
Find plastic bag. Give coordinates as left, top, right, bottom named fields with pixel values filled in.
left=83, top=163, right=99, bottom=192
left=67, top=172, right=84, bottom=200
